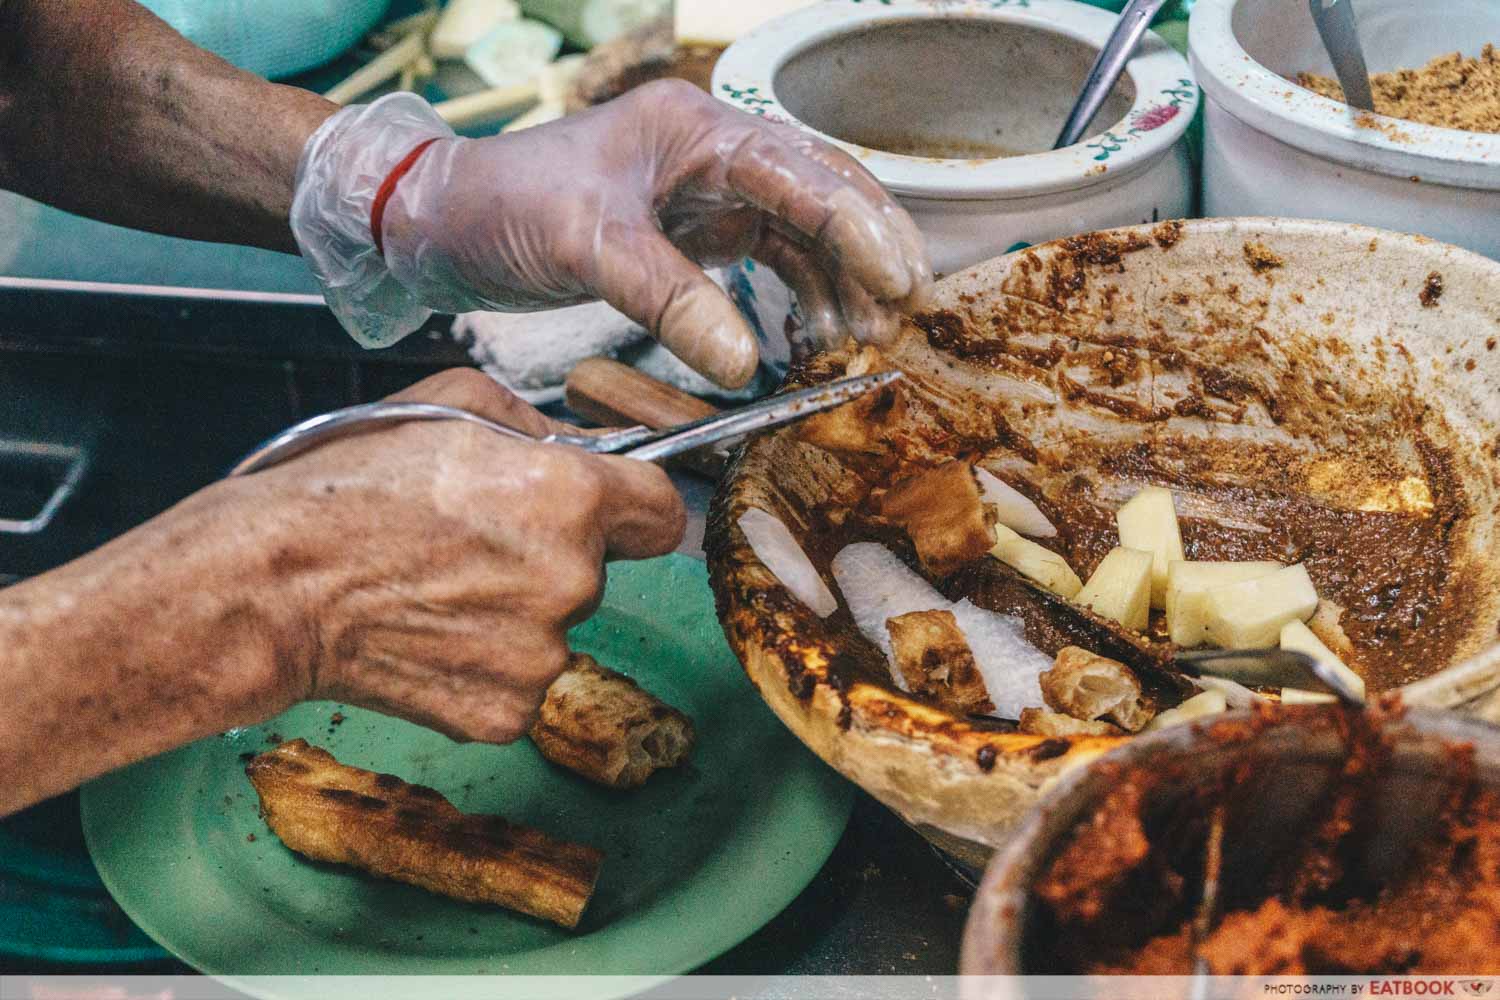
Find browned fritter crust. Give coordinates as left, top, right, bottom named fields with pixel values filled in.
left=1018, top=708, right=1125, bottom=738
left=529, top=653, right=696, bottom=789
left=1041, top=646, right=1156, bottom=732
left=796, top=344, right=908, bottom=455
left=886, top=609, right=994, bottom=715
left=245, top=739, right=602, bottom=929
left=877, top=461, right=997, bottom=576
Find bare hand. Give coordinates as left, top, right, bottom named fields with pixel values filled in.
left=245, top=369, right=686, bottom=742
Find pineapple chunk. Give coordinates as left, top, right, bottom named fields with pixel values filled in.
left=1165, top=560, right=1283, bottom=647
left=1116, top=487, right=1184, bottom=608
left=990, top=524, right=1083, bottom=599
left=1146, top=689, right=1228, bottom=730
left=1281, top=687, right=1336, bottom=705
left=1280, top=620, right=1366, bottom=700
left=1203, top=564, right=1319, bottom=649
left=1074, top=547, right=1153, bottom=631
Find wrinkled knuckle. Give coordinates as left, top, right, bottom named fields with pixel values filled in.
left=561, top=455, right=607, bottom=509
left=453, top=715, right=529, bottom=745
left=522, top=642, right=571, bottom=690
left=526, top=445, right=583, bottom=488
left=636, top=77, right=708, bottom=110
left=549, top=559, right=603, bottom=616
left=444, top=368, right=506, bottom=410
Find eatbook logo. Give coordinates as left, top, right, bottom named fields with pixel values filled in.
left=1462, top=982, right=1495, bottom=997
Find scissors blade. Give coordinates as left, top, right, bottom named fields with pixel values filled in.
left=621, top=370, right=903, bottom=464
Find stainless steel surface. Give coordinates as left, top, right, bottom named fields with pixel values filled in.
left=0, top=439, right=88, bottom=536
left=228, top=371, right=903, bottom=476
left=0, top=282, right=471, bottom=367
left=1307, top=0, right=1375, bottom=112
left=1175, top=646, right=1318, bottom=687
left=1053, top=0, right=1174, bottom=149
left=0, top=275, right=324, bottom=307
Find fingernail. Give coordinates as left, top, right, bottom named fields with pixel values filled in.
left=903, top=276, right=935, bottom=314
left=835, top=273, right=900, bottom=349
left=826, top=188, right=912, bottom=300
left=658, top=286, right=761, bottom=390
left=796, top=288, right=844, bottom=349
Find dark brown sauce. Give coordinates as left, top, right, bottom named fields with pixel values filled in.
left=808, top=425, right=1467, bottom=695
left=900, top=303, right=1474, bottom=693
left=1036, top=706, right=1500, bottom=975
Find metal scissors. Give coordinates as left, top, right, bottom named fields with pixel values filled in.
left=228, top=370, right=902, bottom=477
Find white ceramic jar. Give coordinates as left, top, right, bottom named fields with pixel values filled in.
left=711, top=0, right=1197, bottom=367
left=1191, top=0, right=1500, bottom=260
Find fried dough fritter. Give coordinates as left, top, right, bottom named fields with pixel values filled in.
left=886, top=609, right=994, bottom=715
left=877, top=460, right=997, bottom=576
left=246, top=739, right=602, bottom=929
left=530, top=653, right=696, bottom=789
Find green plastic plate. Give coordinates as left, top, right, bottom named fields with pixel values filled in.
left=81, top=555, right=851, bottom=994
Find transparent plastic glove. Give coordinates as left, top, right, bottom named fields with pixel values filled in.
left=290, top=83, right=932, bottom=388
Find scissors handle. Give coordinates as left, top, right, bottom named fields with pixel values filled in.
left=227, top=371, right=903, bottom=477
left=227, top=402, right=535, bottom=477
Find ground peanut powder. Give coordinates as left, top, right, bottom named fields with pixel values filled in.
left=1297, top=44, right=1500, bottom=134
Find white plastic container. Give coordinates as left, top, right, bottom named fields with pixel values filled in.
left=1190, top=0, right=1500, bottom=259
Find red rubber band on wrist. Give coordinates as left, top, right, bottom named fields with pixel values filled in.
left=369, top=137, right=440, bottom=258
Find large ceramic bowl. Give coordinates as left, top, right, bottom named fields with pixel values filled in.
left=958, top=708, right=1500, bottom=982
left=706, top=217, right=1500, bottom=869
left=1191, top=0, right=1500, bottom=259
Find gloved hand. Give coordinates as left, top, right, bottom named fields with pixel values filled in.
left=291, top=81, right=931, bottom=389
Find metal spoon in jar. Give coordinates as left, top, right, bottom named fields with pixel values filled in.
left=1307, top=0, right=1376, bottom=112
left=1184, top=644, right=1364, bottom=992
left=1054, top=0, right=1175, bottom=149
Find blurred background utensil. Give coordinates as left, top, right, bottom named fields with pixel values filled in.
left=1188, top=800, right=1226, bottom=996
left=1053, top=0, right=1174, bottom=148
left=1306, top=0, right=1375, bottom=111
